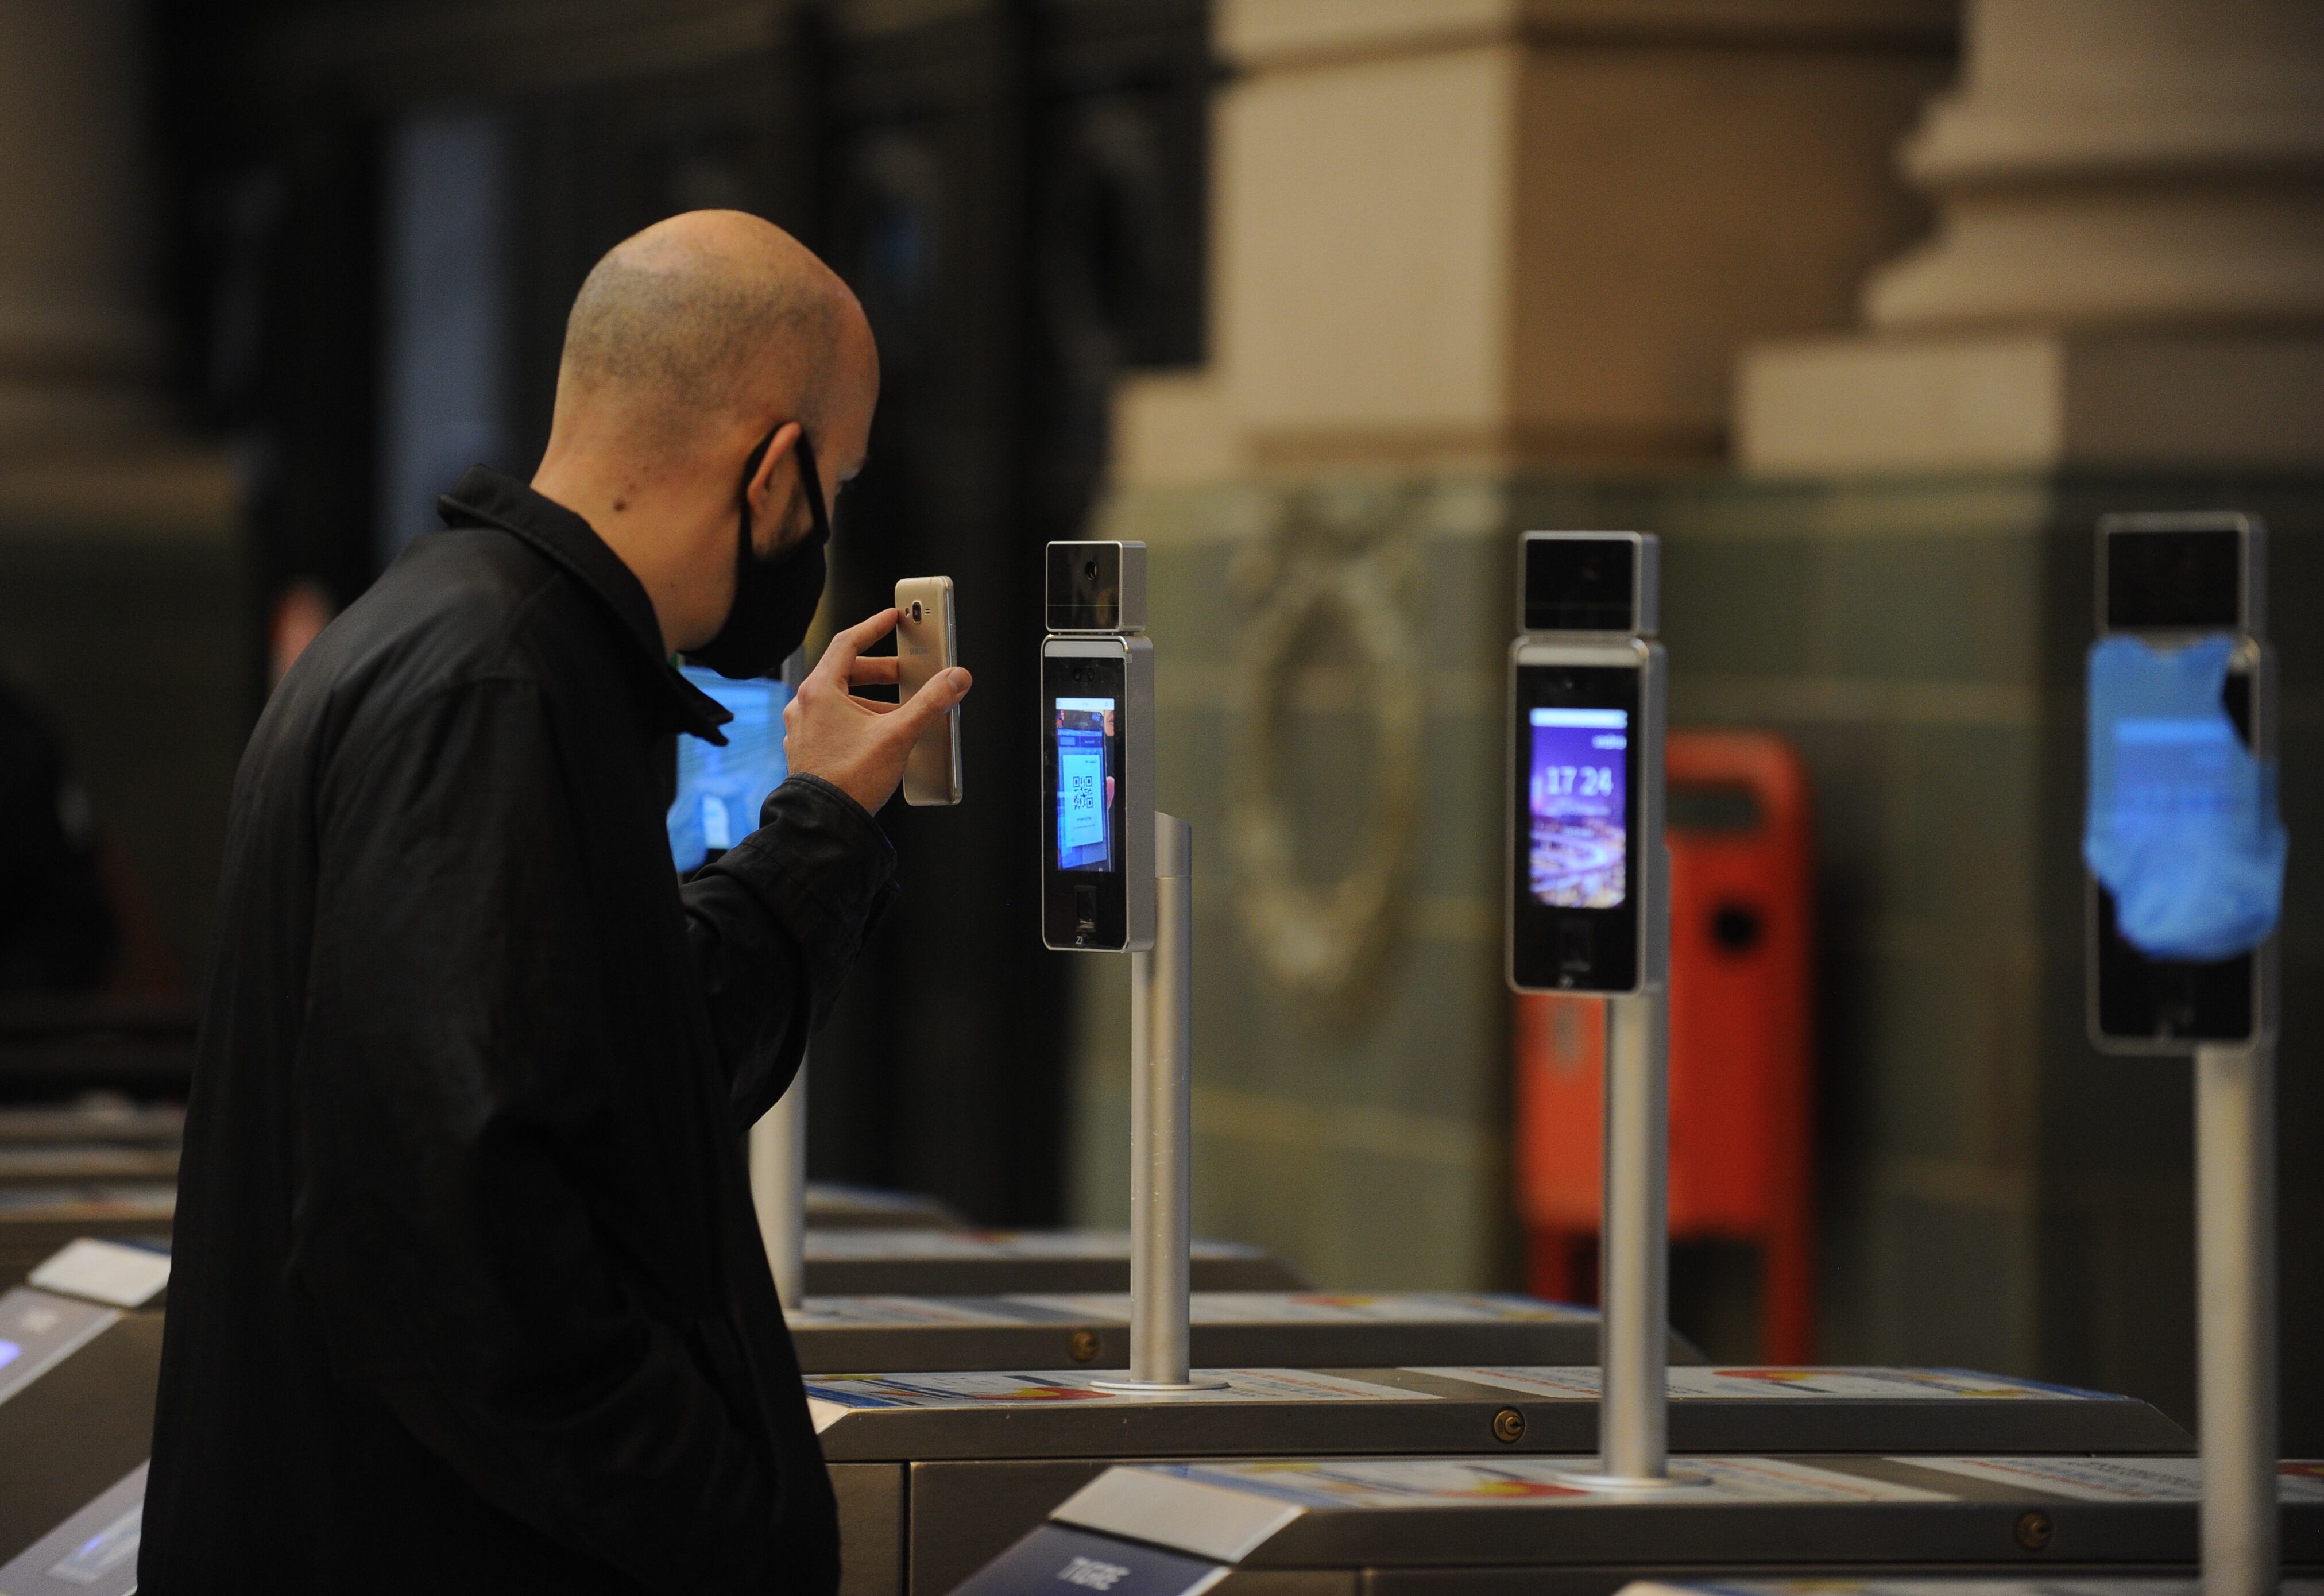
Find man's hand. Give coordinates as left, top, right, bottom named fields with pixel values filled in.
left=782, top=609, right=972, bottom=814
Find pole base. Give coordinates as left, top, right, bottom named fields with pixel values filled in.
left=1089, top=1374, right=1232, bottom=1393
left=1560, top=1469, right=1711, bottom=1493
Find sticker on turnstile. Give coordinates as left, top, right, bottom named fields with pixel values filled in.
left=1130, top=1455, right=1948, bottom=1510
left=1901, top=1455, right=2324, bottom=1502
left=0, top=1461, right=145, bottom=1596
left=950, top=1524, right=1228, bottom=1596
left=803, top=1230, right=1265, bottom=1261
left=1015, top=1293, right=1593, bottom=1325
left=0, top=1288, right=119, bottom=1409
left=804, top=1368, right=1428, bottom=1429
left=1414, top=1366, right=2116, bottom=1402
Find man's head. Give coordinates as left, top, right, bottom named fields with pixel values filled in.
left=533, top=211, right=879, bottom=655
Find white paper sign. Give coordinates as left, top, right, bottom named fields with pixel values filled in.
left=28, top=1238, right=170, bottom=1309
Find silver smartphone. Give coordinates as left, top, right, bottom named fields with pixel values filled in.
left=895, top=575, right=964, bottom=806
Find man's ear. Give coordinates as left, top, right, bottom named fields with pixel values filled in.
left=745, top=421, right=807, bottom=555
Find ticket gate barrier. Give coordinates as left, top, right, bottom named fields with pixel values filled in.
left=1617, top=1579, right=2324, bottom=1596
left=787, top=1292, right=1702, bottom=1375
left=956, top=1455, right=2323, bottom=1596
left=800, top=1230, right=1306, bottom=1296
left=817, top=1365, right=2189, bottom=1596
left=0, top=1186, right=173, bottom=1291
left=808, top=1181, right=964, bottom=1231
left=0, top=1463, right=144, bottom=1596
left=0, top=1239, right=168, bottom=1566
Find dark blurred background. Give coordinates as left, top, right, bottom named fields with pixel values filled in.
left=134, top=0, right=1212, bottom=1226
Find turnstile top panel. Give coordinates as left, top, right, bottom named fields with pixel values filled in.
left=783, top=1292, right=1694, bottom=1376
left=0, top=1462, right=143, bottom=1596
left=1413, top=1366, right=2121, bottom=1402
left=791, top=1292, right=1593, bottom=1331
left=1049, top=1454, right=2324, bottom=1567
left=805, top=1181, right=961, bottom=1230
left=1618, top=1583, right=2324, bottom=1596
left=804, top=1365, right=2189, bottom=1461
left=804, top=1230, right=1271, bottom=1262
left=0, top=1286, right=119, bottom=1408
left=0, top=1184, right=175, bottom=1220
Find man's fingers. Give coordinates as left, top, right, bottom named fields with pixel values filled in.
left=814, top=608, right=899, bottom=683
left=848, top=656, right=900, bottom=687
left=889, top=666, right=972, bottom=740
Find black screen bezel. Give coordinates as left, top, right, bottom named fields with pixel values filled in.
left=1043, top=648, right=1128, bottom=950
left=1511, top=661, right=1641, bottom=992
left=2092, top=665, right=2257, bottom=1044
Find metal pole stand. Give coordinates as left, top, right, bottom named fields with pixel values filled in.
left=1567, top=977, right=1697, bottom=1491
left=2197, top=1007, right=2278, bottom=1596
left=750, top=1057, right=808, bottom=1311
left=1096, top=813, right=1223, bottom=1392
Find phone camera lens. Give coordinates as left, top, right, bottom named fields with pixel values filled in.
left=910, top=601, right=923, bottom=621
left=1083, top=558, right=1098, bottom=581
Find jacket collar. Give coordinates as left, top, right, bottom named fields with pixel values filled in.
left=438, top=466, right=733, bottom=744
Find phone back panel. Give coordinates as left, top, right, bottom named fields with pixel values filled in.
left=895, top=576, right=963, bottom=806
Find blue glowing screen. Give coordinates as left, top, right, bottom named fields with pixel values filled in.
left=668, top=667, right=791, bottom=874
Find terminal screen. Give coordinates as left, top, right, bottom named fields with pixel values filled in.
left=667, top=666, right=791, bottom=874
left=1528, top=707, right=1628, bottom=908
left=1054, top=697, right=1118, bottom=872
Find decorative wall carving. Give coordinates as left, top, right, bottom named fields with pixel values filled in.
left=1225, top=490, right=1423, bottom=1000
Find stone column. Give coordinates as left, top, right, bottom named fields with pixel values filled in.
left=1741, top=0, right=2324, bottom=470
left=0, top=0, right=167, bottom=443
left=0, top=0, right=248, bottom=984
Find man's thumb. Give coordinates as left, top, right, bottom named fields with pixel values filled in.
left=898, top=666, right=970, bottom=733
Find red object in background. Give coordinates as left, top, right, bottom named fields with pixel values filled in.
left=1515, top=732, right=1815, bottom=1362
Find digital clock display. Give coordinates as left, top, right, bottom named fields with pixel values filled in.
left=1528, top=707, right=1628, bottom=908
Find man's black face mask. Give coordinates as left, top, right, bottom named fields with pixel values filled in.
left=685, top=427, right=832, bottom=681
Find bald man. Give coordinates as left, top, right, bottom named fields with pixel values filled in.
left=142, top=214, right=965, bottom=1594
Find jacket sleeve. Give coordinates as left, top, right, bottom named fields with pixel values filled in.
left=680, top=773, right=898, bottom=1130
left=291, top=677, right=782, bottom=1593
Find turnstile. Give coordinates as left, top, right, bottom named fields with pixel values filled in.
left=0, top=1463, right=144, bottom=1596
left=0, top=1186, right=173, bottom=1291
left=954, top=1455, right=2323, bottom=1596
left=0, top=1245, right=168, bottom=1564
left=801, top=1230, right=1306, bottom=1296
left=788, top=1291, right=1701, bottom=1374
left=807, top=1181, right=962, bottom=1231
left=814, top=1365, right=2191, bottom=1596
left=1615, top=1580, right=2324, bottom=1596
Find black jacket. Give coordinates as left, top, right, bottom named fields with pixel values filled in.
left=142, top=469, right=894, bottom=1594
